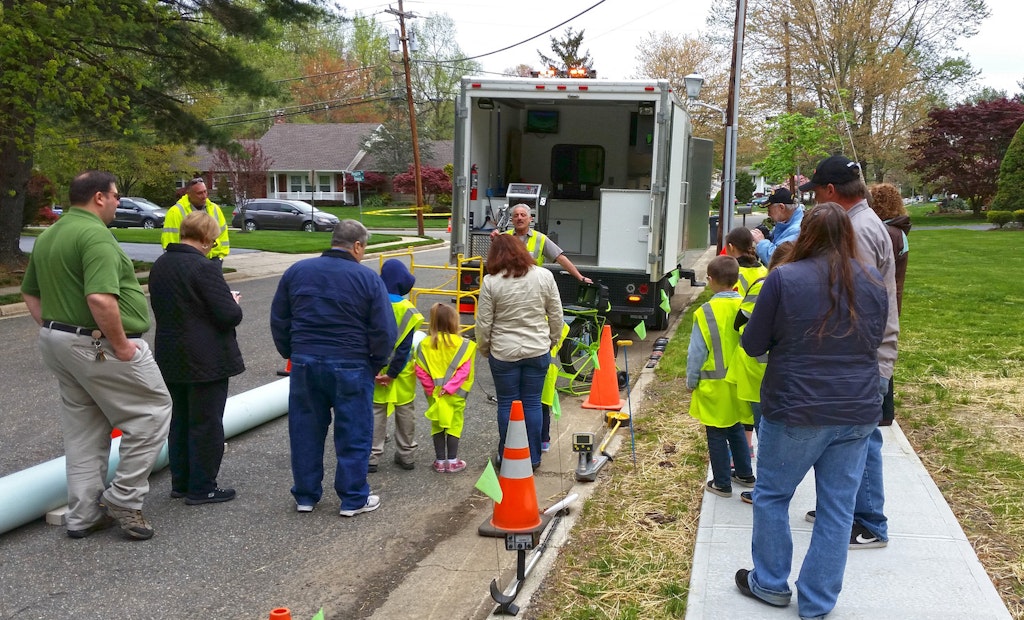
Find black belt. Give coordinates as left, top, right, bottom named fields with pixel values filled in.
left=42, top=320, right=142, bottom=339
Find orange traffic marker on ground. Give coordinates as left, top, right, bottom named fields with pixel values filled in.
left=447, top=217, right=452, bottom=232
left=277, top=359, right=291, bottom=377
left=581, top=324, right=626, bottom=410
left=268, top=608, right=291, bottom=620
left=490, top=400, right=542, bottom=533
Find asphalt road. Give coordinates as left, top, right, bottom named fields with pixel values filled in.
left=0, top=244, right=507, bottom=620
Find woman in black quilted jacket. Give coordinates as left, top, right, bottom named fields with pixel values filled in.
left=149, top=211, right=244, bottom=505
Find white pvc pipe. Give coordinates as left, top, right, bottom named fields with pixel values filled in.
left=0, top=378, right=290, bottom=536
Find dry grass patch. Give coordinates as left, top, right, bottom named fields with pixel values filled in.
left=899, top=369, right=1024, bottom=619
left=527, top=380, right=708, bottom=620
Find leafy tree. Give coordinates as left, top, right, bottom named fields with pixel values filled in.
left=754, top=110, right=846, bottom=188
left=393, top=164, right=451, bottom=207
left=991, top=120, right=1024, bottom=212
left=211, top=141, right=274, bottom=232
left=361, top=120, right=434, bottom=175
left=908, top=98, right=1024, bottom=214
left=410, top=13, right=481, bottom=140
left=708, top=0, right=988, bottom=183
left=504, top=64, right=534, bottom=77
left=735, top=173, right=756, bottom=204
left=538, top=28, right=593, bottom=74
left=0, top=0, right=325, bottom=270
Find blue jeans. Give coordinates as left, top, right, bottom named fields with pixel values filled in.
left=287, top=354, right=374, bottom=511
left=489, top=353, right=549, bottom=466
left=748, top=418, right=874, bottom=618
left=706, top=422, right=752, bottom=490
left=853, top=376, right=890, bottom=540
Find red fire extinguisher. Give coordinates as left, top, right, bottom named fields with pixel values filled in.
left=470, top=164, right=479, bottom=201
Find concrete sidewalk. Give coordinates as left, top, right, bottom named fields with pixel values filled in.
left=686, top=421, right=1012, bottom=619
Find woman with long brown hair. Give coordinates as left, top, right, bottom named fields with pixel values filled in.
left=734, top=202, right=888, bottom=618
left=476, top=234, right=563, bottom=469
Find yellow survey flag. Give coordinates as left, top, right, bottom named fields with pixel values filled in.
left=475, top=459, right=503, bottom=503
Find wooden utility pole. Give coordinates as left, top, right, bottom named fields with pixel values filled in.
left=386, top=0, right=425, bottom=236
left=719, top=0, right=748, bottom=250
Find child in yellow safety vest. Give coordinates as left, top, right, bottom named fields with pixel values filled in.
left=726, top=241, right=796, bottom=504
left=415, top=303, right=476, bottom=473
left=687, top=255, right=755, bottom=499
left=371, top=260, right=425, bottom=472
left=724, top=227, right=768, bottom=452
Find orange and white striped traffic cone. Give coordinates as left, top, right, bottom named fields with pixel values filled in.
left=446, top=217, right=452, bottom=233
left=490, top=400, right=542, bottom=533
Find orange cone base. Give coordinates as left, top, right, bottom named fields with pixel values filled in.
left=269, top=608, right=292, bottom=620
left=581, top=324, right=625, bottom=410
left=478, top=511, right=552, bottom=538
left=581, top=396, right=626, bottom=411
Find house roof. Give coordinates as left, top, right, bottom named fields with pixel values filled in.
left=194, top=124, right=452, bottom=175
left=257, top=122, right=381, bottom=172
left=358, top=139, right=454, bottom=173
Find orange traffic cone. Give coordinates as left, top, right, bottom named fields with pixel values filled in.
left=268, top=608, right=291, bottom=620
left=277, top=359, right=292, bottom=377
left=490, top=400, right=542, bottom=533
left=581, top=325, right=626, bottom=410
left=446, top=217, right=452, bottom=233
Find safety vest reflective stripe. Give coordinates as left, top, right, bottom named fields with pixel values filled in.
left=417, top=337, right=475, bottom=397
left=436, top=340, right=471, bottom=386
left=699, top=304, right=727, bottom=380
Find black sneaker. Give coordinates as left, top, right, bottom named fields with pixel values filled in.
left=66, top=514, right=115, bottom=539
left=705, top=480, right=732, bottom=498
left=393, top=454, right=415, bottom=470
left=740, top=491, right=753, bottom=504
left=735, top=569, right=789, bottom=607
left=184, top=488, right=236, bottom=505
left=732, top=473, right=756, bottom=488
left=805, top=510, right=816, bottom=523
left=850, top=522, right=887, bottom=549
left=368, top=463, right=379, bottom=473
left=170, top=490, right=186, bottom=499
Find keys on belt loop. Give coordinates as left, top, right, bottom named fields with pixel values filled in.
left=92, top=331, right=106, bottom=361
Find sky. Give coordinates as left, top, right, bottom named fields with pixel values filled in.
left=353, top=0, right=1022, bottom=96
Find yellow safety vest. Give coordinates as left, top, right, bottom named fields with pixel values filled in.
left=737, top=264, right=768, bottom=298
left=688, top=296, right=752, bottom=427
left=726, top=277, right=769, bottom=403
left=507, top=229, right=547, bottom=267
left=373, top=299, right=424, bottom=408
left=417, top=335, right=477, bottom=430
left=541, top=322, right=571, bottom=406
left=161, top=196, right=230, bottom=260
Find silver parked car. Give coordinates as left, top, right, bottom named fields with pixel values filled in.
left=230, top=199, right=339, bottom=232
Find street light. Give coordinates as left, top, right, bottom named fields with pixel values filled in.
left=683, top=73, right=726, bottom=125
left=684, top=71, right=739, bottom=250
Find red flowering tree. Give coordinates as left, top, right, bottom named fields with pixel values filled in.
left=391, top=165, right=452, bottom=208
left=908, top=98, right=1024, bottom=214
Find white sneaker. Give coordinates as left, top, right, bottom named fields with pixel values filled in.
left=296, top=504, right=314, bottom=513
left=339, top=494, right=381, bottom=517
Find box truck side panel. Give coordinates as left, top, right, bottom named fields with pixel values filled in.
left=663, top=103, right=692, bottom=270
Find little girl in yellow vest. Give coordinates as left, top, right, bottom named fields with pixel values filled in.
left=415, top=303, right=477, bottom=473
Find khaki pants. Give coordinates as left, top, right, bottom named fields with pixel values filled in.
left=38, top=329, right=171, bottom=529
left=370, top=401, right=417, bottom=466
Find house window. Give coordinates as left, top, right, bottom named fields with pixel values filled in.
left=290, top=175, right=310, bottom=193
left=268, top=175, right=277, bottom=194
left=318, top=174, right=331, bottom=193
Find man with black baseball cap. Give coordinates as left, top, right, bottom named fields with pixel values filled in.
left=750, top=186, right=803, bottom=264
left=800, top=153, right=900, bottom=552
left=799, top=154, right=864, bottom=192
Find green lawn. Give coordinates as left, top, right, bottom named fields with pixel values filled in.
left=106, top=228, right=405, bottom=253
left=532, top=228, right=1024, bottom=619
left=315, top=205, right=450, bottom=229
left=906, top=202, right=991, bottom=227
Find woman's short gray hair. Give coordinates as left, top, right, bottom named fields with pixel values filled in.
left=331, top=219, right=369, bottom=250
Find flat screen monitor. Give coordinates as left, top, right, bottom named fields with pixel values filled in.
left=525, top=109, right=559, bottom=134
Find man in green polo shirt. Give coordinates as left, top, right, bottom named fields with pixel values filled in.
left=21, top=170, right=172, bottom=541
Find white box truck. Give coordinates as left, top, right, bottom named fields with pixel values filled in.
left=450, top=76, right=714, bottom=329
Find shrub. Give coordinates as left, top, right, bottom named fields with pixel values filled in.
left=986, top=210, right=1014, bottom=227
left=23, top=172, right=56, bottom=228
left=361, top=193, right=391, bottom=209
left=34, top=206, right=60, bottom=225
left=1014, top=210, right=1024, bottom=223
left=992, top=121, right=1024, bottom=211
